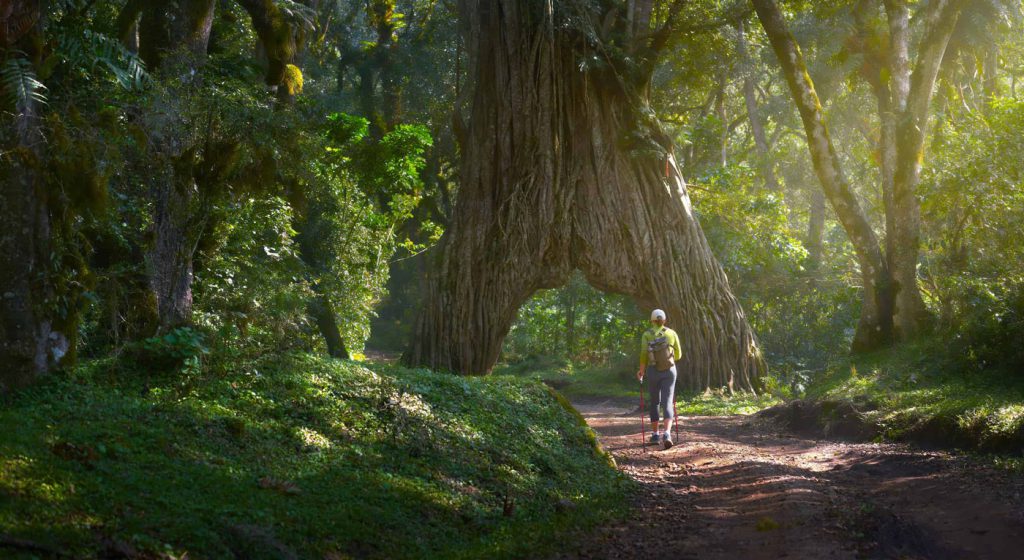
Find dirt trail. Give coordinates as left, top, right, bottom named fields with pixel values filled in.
left=558, top=400, right=1024, bottom=560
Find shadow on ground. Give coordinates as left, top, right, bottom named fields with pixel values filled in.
left=555, top=402, right=1024, bottom=560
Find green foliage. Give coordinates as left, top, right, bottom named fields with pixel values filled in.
left=292, top=113, right=434, bottom=352
left=502, top=273, right=642, bottom=367
left=688, top=164, right=861, bottom=374
left=194, top=197, right=312, bottom=352
left=690, top=165, right=808, bottom=281
left=54, top=28, right=148, bottom=90
left=0, top=354, right=629, bottom=558
left=0, top=55, right=47, bottom=111
left=921, top=96, right=1024, bottom=374
left=947, top=280, right=1024, bottom=374
left=133, top=327, right=209, bottom=374
left=806, top=339, right=1024, bottom=450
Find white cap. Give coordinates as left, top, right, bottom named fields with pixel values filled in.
left=651, top=309, right=666, bottom=320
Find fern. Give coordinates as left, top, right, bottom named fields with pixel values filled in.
left=56, top=28, right=149, bottom=90
left=1, top=55, right=48, bottom=110
left=275, top=0, right=318, bottom=31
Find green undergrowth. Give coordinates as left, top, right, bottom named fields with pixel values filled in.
left=494, top=357, right=637, bottom=400
left=806, top=339, right=1024, bottom=452
left=495, top=355, right=780, bottom=415
left=673, top=391, right=781, bottom=416
left=0, top=353, right=630, bottom=559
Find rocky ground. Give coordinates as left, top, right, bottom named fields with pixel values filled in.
left=557, top=400, right=1024, bottom=559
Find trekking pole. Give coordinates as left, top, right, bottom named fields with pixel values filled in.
left=639, top=377, right=646, bottom=451
left=673, top=389, right=680, bottom=443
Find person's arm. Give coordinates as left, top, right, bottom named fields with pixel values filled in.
left=637, top=331, right=649, bottom=379
left=672, top=330, right=682, bottom=361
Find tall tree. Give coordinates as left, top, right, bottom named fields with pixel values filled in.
left=0, top=1, right=70, bottom=391
left=405, top=0, right=767, bottom=391
left=753, top=0, right=894, bottom=351
left=753, top=0, right=966, bottom=348
left=116, top=0, right=299, bottom=331
left=852, top=0, right=964, bottom=340
left=884, top=0, right=962, bottom=339
left=133, top=0, right=217, bottom=330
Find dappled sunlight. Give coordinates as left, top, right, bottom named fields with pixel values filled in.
left=568, top=400, right=1024, bottom=559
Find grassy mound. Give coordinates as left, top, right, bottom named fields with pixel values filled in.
left=799, top=340, right=1024, bottom=453
left=0, top=354, right=629, bottom=559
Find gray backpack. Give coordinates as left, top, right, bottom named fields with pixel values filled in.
left=647, top=328, right=675, bottom=371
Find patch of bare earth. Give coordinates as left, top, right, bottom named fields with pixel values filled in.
left=557, top=401, right=1024, bottom=559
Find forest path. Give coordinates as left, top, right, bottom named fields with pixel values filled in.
left=558, top=400, right=1024, bottom=559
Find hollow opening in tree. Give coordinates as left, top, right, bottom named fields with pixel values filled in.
left=401, top=0, right=767, bottom=393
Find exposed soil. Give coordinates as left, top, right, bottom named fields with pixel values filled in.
left=557, top=400, right=1024, bottom=559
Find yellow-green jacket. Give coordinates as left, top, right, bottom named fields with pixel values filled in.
left=639, top=326, right=682, bottom=368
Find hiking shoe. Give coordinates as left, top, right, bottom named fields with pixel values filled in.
left=662, top=436, right=674, bottom=450
left=649, top=432, right=661, bottom=444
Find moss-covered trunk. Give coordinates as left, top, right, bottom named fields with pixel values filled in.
left=754, top=0, right=895, bottom=352
left=131, top=1, right=216, bottom=331
left=886, top=0, right=962, bottom=340
left=405, top=0, right=766, bottom=392
left=0, top=4, right=70, bottom=391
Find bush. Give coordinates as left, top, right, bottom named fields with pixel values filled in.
left=131, top=327, right=209, bottom=373
left=949, top=279, right=1024, bottom=374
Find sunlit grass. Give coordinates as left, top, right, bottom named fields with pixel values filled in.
left=675, top=391, right=782, bottom=416
left=806, top=339, right=1024, bottom=449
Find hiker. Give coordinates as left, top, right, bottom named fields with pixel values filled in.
left=636, top=309, right=682, bottom=449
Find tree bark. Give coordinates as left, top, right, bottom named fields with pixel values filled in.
left=290, top=181, right=353, bottom=360
left=146, top=167, right=198, bottom=330
left=137, top=0, right=216, bottom=71
left=0, top=2, right=70, bottom=392
left=753, top=0, right=893, bottom=351
left=308, top=295, right=350, bottom=359
left=405, top=0, right=766, bottom=391
left=715, top=77, right=728, bottom=167
left=853, top=1, right=899, bottom=283
left=736, top=19, right=779, bottom=191
left=115, top=0, right=144, bottom=52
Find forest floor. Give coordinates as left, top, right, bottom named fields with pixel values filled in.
left=557, top=399, right=1024, bottom=560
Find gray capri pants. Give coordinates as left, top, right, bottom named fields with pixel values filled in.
left=647, top=365, right=677, bottom=423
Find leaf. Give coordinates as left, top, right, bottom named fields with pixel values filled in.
left=1, top=55, right=47, bottom=110
left=55, top=28, right=149, bottom=90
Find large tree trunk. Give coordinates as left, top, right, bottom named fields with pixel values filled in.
left=0, top=94, right=65, bottom=391
left=0, top=3, right=70, bottom=391
left=237, top=0, right=298, bottom=106
left=405, top=0, right=766, bottom=392
left=291, top=183, right=352, bottom=360
left=753, top=0, right=893, bottom=352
